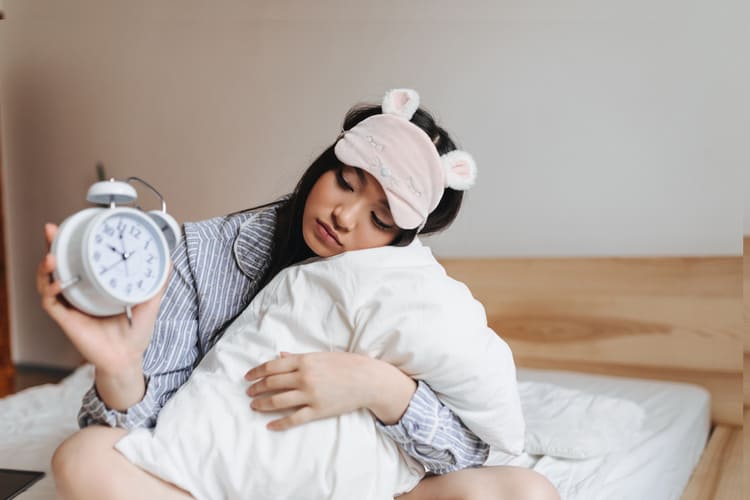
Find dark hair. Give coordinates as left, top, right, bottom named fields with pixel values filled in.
left=252, top=104, right=464, bottom=290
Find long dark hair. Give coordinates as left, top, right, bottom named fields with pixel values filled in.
left=252, top=104, right=465, bottom=290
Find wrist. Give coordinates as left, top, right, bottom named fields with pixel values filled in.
left=95, top=360, right=146, bottom=411
left=95, top=356, right=143, bottom=380
left=365, top=359, right=417, bottom=425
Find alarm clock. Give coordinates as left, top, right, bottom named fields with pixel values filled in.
left=51, top=177, right=181, bottom=322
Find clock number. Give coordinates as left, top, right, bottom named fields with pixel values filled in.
left=126, top=283, right=133, bottom=295
left=109, top=278, right=118, bottom=289
left=130, top=226, right=141, bottom=239
left=145, top=268, right=153, bottom=278
left=144, top=240, right=151, bottom=250
left=146, top=254, right=155, bottom=264
left=104, top=224, right=115, bottom=237
left=116, top=219, right=127, bottom=233
left=95, top=234, right=103, bottom=244
left=137, top=280, right=144, bottom=289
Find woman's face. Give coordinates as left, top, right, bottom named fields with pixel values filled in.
left=302, top=166, right=401, bottom=257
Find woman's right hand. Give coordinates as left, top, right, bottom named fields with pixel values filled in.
left=36, top=223, right=165, bottom=378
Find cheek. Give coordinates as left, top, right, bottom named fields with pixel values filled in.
left=305, top=173, right=336, bottom=214
left=356, top=227, right=399, bottom=250
left=303, top=184, right=323, bottom=218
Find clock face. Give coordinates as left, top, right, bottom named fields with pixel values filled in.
left=85, top=209, right=168, bottom=304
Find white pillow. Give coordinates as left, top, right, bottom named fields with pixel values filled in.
left=116, top=241, right=524, bottom=500
left=518, top=381, right=645, bottom=459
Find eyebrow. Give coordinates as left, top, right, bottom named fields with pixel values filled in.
left=354, top=168, right=367, bottom=186
left=351, top=166, right=392, bottom=215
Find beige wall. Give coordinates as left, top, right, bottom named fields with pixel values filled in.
left=1, top=1, right=747, bottom=367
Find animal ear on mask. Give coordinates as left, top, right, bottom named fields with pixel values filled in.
left=382, top=88, right=420, bottom=120
left=441, top=150, right=478, bottom=190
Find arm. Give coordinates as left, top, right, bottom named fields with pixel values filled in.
left=377, top=380, right=490, bottom=474
left=37, top=223, right=200, bottom=430
left=245, top=352, right=489, bottom=474
left=78, top=234, right=200, bottom=429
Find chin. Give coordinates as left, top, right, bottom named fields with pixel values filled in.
left=301, top=229, right=324, bottom=258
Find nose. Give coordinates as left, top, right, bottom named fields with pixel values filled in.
left=332, top=200, right=361, bottom=232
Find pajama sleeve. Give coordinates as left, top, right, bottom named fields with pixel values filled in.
left=78, top=235, right=200, bottom=430
left=377, top=381, right=490, bottom=474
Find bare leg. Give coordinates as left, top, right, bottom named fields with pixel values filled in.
left=397, top=466, right=560, bottom=500
left=52, top=426, right=193, bottom=500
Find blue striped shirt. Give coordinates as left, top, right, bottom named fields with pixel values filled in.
left=79, top=204, right=489, bottom=473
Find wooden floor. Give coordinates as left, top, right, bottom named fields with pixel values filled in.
left=11, top=364, right=73, bottom=394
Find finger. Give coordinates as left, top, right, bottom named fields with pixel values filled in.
left=44, top=223, right=59, bottom=249
left=36, top=254, right=57, bottom=295
left=267, top=406, right=316, bottom=431
left=39, top=279, right=63, bottom=310
left=245, top=356, right=299, bottom=381
left=251, top=389, right=307, bottom=413
left=39, top=280, right=75, bottom=324
left=247, top=372, right=300, bottom=397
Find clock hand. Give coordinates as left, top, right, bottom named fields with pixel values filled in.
left=118, top=227, right=130, bottom=277
left=123, top=254, right=130, bottom=277
left=99, top=257, right=126, bottom=275
left=99, top=248, right=135, bottom=275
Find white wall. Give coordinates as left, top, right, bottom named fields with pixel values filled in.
left=1, top=0, right=747, bottom=366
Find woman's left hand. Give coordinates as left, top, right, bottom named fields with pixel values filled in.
left=244, top=352, right=417, bottom=431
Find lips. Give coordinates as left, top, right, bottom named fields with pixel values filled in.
left=316, top=219, right=342, bottom=246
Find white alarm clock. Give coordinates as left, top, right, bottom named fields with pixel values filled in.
left=51, top=177, right=181, bottom=322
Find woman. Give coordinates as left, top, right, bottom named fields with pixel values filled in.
left=38, top=89, right=559, bottom=499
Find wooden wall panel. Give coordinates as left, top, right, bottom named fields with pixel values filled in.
left=441, top=255, right=744, bottom=427
left=0, top=115, right=13, bottom=397
left=743, top=237, right=748, bottom=500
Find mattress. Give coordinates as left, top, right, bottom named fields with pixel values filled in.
left=0, top=365, right=710, bottom=500
left=491, top=368, right=711, bottom=500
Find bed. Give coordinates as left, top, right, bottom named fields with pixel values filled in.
left=440, top=253, right=745, bottom=500
left=0, top=363, right=712, bottom=500
left=1, top=250, right=744, bottom=499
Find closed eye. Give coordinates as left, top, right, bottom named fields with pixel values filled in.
left=335, top=167, right=354, bottom=192
left=371, top=212, right=395, bottom=231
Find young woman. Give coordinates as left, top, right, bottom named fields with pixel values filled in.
left=37, top=89, right=559, bottom=499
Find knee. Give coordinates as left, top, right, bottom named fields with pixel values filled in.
left=464, top=467, right=559, bottom=500
left=506, top=468, right=560, bottom=500
left=52, top=432, right=81, bottom=497
left=51, top=426, right=124, bottom=498
left=52, top=429, right=95, bottom=494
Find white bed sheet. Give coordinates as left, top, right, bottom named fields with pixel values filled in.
left=0, top=366, right=710, bottom=500
left=489, top=369, right=711, bottom=500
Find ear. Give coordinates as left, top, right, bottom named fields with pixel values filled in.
left=441, top=150, right=478, bottom=190
left=382, top=88, right=420, bottom=120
